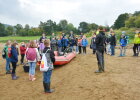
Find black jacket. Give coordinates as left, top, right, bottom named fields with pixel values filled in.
left=39, top=36, right=47, bottom=43
left=95, top=31, right=106, bottom=51
left=43, top=47, right=55, bottom=63
left=110, top=35, right=116, bottom=46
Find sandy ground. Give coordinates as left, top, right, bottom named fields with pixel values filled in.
left=0, top=44, right=140, bottom=100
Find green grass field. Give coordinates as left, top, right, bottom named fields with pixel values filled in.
left=0, top=36, right=134, bottom=44
left=0, top=36, right=42, bottom=43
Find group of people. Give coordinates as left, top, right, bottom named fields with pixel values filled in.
left=39, top=31, right=88, bottom=55
left=2, top=26, right=140, bottom=93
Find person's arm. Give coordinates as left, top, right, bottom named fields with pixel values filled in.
left=86, top=39, right=88, bottom=46
left=50, top=50, right=55, bottom=63
left=36, top=48, right=41, bottom=61
left=95, top=35, right=100, bottom=44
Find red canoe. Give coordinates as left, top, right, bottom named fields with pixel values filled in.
left=54, top=51, right=76, bottom=65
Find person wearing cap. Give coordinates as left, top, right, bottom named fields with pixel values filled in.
left=95, top=26, right=106, bottom=73
left=119, top=34, right=127, bottom=57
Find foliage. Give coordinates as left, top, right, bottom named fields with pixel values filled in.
left=113, top=13, right=129, bottom=29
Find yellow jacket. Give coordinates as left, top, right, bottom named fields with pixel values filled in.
left=134, top=33, right=140, bottom=44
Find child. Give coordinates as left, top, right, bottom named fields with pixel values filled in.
left=69, top=38, right=75, bottom=52
left=43, top=39, right=55, bottom=93
left=119, top=34, right=127, bottom=57
left=39, top=39, right=45, bottom=55
left=57, top=37, right=62, bottom=56
left=10, top=42, right=19, bottom=80
left=61, top=37, right=69, bottom=52
left=106, top=33, right=111, bottom=55
left=51, top=38, right=57, bottom=51
left=81, top=35, right=88, bottom=54
left=74, top=36, right=79, bottom=53
left=26, top=40, right=40, bottom=81
left=20, top=42, right=26, bottom=64
left=3, top=40, right=12, bottom=74
left=91, top=34, right=96, bottom=54
left=78, top=37, right=82, bottom=54
left=110, top=32, right=116, bottom=56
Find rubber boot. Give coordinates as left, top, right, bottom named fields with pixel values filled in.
left=45, top=83, right=55, bottom=93
left=43, top=81, right=46, bottom=92
left=95, top=63, right=102, bottom=73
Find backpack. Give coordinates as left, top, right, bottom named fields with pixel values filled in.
left=2, top=48, right=6, bottom=59
left=26, top=48, right=37, bottom=61
left=8, top=48, right=12, bottom=58
left=40, top=49, right=53, bottom=72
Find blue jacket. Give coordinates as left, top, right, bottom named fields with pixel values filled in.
left=10, top=46, right=18, bottom=63
left=120, top=38, right=127, bottom=46
left=69, top=39, right=75, bottom=46
left=62, top=38, right=69, bottom=47
left=81, top=39, right=88, bottom=47
left=57, top=40, right=62, bottom=47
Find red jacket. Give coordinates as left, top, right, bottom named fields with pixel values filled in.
left=20, top=46, right=26, bottom=54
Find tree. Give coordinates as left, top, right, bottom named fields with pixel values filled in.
left=6, top=26, right=14, bottom=36
left=0, top=23, right=6, bottom=36
left=113, top=13, right=129, bottom=29
left=133, top=11, right=140, bottom=16
left=88, top=23, right=98, bottom=31
left=78, top=22, right=90, bottom=33
left=125, top=16, right=136, bottom=28
left=134, top=16, right=140, bottom=28
left=14, top=24, right=23, bottom=35
left=58, top=19, right=68, bottom=32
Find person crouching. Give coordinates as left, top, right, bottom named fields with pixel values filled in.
left=43, top=40, right=56, bottom=93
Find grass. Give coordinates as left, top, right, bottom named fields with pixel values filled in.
left=0, top=36, right=43, bottom=43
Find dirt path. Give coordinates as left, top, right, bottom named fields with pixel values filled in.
left=0, top=46, right=140, bottom=100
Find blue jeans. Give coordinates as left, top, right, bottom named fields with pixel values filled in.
left=43, top=70, right=52, bottom=83
left=6, top=58, right=11, bottom=72
left=70, top=46, right=74, bottom=51
left=29, top=62, right=36, bottom=75
left=110, top=45, right=115, bottom=55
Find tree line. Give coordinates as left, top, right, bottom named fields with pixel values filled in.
left=0, top=11, right=140, bottom=37
left=0, top=20, right=100, bottom=36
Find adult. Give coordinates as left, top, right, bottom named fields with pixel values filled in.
left=39, top=33, right=47, bottom=43
left=110, top=32, right=116, bottom=56
left=95, top=26, right=106, bottom=73
left=50, top=33, right=56, bottom=41
left=69, top=31, right=75, bottom=39
left=133, top=31, right=140, bottom=56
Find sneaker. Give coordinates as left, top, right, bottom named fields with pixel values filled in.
left=6, top=71, right=11, bottom=74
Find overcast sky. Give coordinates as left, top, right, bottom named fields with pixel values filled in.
left=0, top=0, right=140, bottom=27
